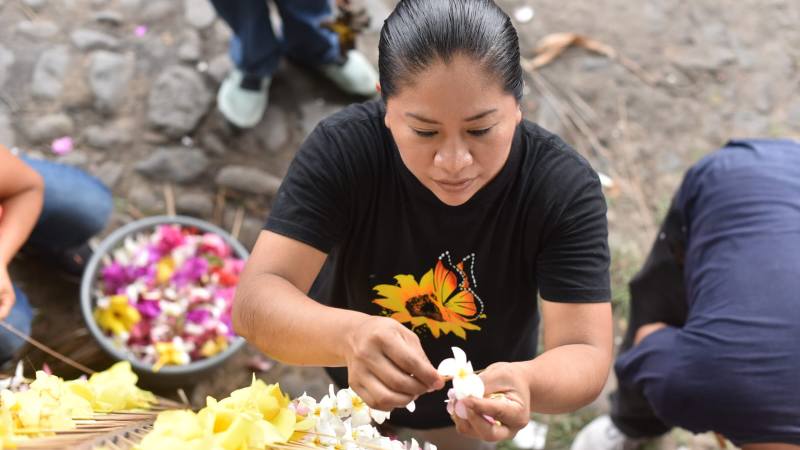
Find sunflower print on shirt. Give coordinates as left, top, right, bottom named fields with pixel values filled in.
left=372, top=251, right=486, bottom=340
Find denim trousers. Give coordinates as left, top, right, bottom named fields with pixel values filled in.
left=0, top=156, right=113, bottom=363
left=209, top=0, right=341, bottom=78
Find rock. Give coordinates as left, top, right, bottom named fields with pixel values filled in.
left=22, top=0, right=46, bottom=10
left=256, top=107, right=290, bottom=154
left=16, top=20, right=59, bottom=39
left=71, top=28, right=120, bottom=51
left=178, top=30, right=201, bottom=62
left=25, top=114, right=74, bottom=143
left=176, top=192, right=213, bottom=218
left=128, top=184, right=165, bottom=214
left=88, top=51, right=134, bottom=112
left=91, top=0, right=109, bottom=5
left=84, top=125, right=132, bottom=149
left=207, top=53, right=232, bottom=84
left=119, top=0, right=140, bottom=13
left=0, top=113, right=15, bottom=147
left=0, top=45, right=13, bottom=88
left=667, top=45, right=736, bottom=72
left=94, top=160, right=124, bottom=188
left=200, top=132, right=226, bottom=156
left=215, top=166, right=282, bottom=196
left=135, top=147, right=209, bottom=183
left=788, top=102, right=800, bottom=128
left=31, top=46, right=70, bottom=99
left=300, top=99, right=342, bottom=137
left=58, top=151, right=88, bottom=167
left=93, top=10, right=124, bottom=26
left=223, top=211, right=262, bottom=250
left=147, top=66, right=212, bottom=137
left=140, top=1, right=174, bottom=21
left=184, top=0, right=216, bottom=29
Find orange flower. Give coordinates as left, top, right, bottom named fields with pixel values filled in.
left=372, top=261, right=484, bottom=339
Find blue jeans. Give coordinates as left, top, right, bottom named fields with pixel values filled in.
left=210, top=0, right=341, bottom=78
left=0, top=157, right=113, bottom=363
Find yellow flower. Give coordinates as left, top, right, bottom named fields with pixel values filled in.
left=199, top=335, right=229, bottom=358
left=156, top=257, right=175, bottom=285
left=67, top=362, right=156, bottom=411
left=94, top=295, right=141, bottom=336
left=153, top=340, right=191, bottom=372
left=373, top=260, right=483, bottom=339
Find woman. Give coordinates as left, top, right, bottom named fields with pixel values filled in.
left=0, top=145, right=113, bottom=365
left=234, top=0, right=613, bottom=447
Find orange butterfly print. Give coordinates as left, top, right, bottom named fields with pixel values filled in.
left=372, top=251, right=486, bottom=340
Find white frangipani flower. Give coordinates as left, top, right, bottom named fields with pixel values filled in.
left=437, top=346, right=485, bottom=400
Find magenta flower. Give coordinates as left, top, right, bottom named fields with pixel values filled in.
left=200, top=233, right=231, bottom=258
left=186, top=309, right=211, bottom=324
left=172, top=257, right=208, bottom=287
left=137, top=300, right=161, bottom=319
left=155, top=225, right=185, bottom=254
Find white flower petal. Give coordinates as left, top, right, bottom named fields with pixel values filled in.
left=370, top=408, right=391, bottom=425
left=453, top=373, right=485, bottom=400
left=451, top=346, right=467, bottom=364
left=436, top=358, right=459, bottom=377
left=406, top=400, right=416, bottom=413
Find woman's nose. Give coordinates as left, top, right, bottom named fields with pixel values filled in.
left=434, top=138, right=473, bottom=174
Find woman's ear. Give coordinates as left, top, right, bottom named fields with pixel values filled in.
left=376, top=83, right=382, bottom=94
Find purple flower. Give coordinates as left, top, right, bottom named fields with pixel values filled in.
left=155, top=225, right=185, bottom=254
left=137, top=300, right=161, bottom=319
left=102, top=262, right=132, bottom=294
left=172, top=257, right=208, bottom=287
left=186, top=309, right=211, bottom=324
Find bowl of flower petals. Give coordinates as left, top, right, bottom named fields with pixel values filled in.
left=80, top=215, right=249, bottom=385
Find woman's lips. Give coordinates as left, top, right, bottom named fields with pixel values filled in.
left=434, top=178, right=475, bottom=193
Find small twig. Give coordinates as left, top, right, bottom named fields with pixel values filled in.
left=0, top=320, right=95, bottom=375
left=213, top=187, right=226, bottom=226
left=16, top=2, right=37, bottom=20
left=162, top=183, right=176, bottom=216
left=230, top=205, right=245, bottom=240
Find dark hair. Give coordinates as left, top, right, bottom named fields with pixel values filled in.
left=378, top=0, right=524, bottom=101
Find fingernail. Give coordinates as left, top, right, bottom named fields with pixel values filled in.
left=482, top=414, right=497, bottom=425
left=455, top=401, right=468, bottom=420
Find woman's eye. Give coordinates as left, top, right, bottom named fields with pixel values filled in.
left=468, top=127, right=492, bottom=137
left=413, top=129, right=438, bottom=138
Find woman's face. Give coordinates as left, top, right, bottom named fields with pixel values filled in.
left=384, top=54, right=522, bottom=206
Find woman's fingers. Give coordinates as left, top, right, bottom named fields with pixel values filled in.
left=382, top=326, right=443, bottom=390
left=369, top=353, right=430, bottom=396
left=352, top=371, right=416, bottom=411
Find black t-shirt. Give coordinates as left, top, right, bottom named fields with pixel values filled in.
left=265, top=100, right=610, bottom=428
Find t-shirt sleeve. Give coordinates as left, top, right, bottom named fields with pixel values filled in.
left=265, top=124, right=353, bottom=253
left=536, top=154, right=611, bottom=303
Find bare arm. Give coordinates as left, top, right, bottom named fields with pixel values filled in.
left=0, top=145, right=44, bottom=266
left=233, top=230, right=442, bottom=409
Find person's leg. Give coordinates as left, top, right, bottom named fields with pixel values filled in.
left=210, top=0, right=281, bottom=78
left=273, top=0, right=341, bottom=66
left=0, top=285, right=33, bottom=364
left=21, top=156, right=113, bottom=252
left=608, top=195, right=688, bottom=437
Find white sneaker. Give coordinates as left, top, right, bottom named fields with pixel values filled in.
left=319, top=49, right=379, bottom=97
left=217, top=69, right=272, bottom=129
left=571, top=415, right=643, bottom=450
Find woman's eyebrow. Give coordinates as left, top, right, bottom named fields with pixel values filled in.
left=405, top=108, right=498, bottom=124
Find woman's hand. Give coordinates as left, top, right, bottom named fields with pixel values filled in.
left=452, top=362, right=531, bottom=442
left=0, top=264, right=15, bottom=320
left=344, top=316, right=444, bottom=411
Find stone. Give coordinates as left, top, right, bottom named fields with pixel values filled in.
left=119, top=0, right=140, bottom=13
left=58, top=151, right=88, bottom=167
left=788, top=102, right=800, bottom=128
left=128, top=184, right=165, bottom=214
left=89, top=51, right=134, bottom=112
left=184, top=0, right=216, bottom=29
left=94, top=160, right=124, bottom=188
left=31, top=45, right=70, bottom=99
left=91, top=0, right=109, bottom=5
left=147, top=66, right=212, bottom=137
left=215, top=166, right=282, bottom=196
left=200, top=132, right=226, bottom=156
left=0, top=45, right=13, bottom=88
left=256, top=107, right=290, bottom=154
left=84, top=125, right=132, bottom=149
left=140, top=1, right=175, bottom=21
left=16, top=20, right=59, bottom=39
left=22, top=0, right=46, bottom=10
left=206, top=53, right=232, bottom=84
left=178, top=30, right=201, bottom=62
left=0, top=113, right=15, bottom=147
left=25, top=114, right=74, bottom=143
left=176, top=192, right=213, bottom=218
left=300, top=99, right=342, bottom=137
left=135, top=147, right=209, bottom=183
left=93, top=10, right=124, bottom=26
left=71, top=28, right=120, bottom=51
left=667, top=45, right=736, bottom=72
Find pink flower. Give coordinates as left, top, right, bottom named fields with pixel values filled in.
left=51, top=136, right=73, bottom=155
left=155, top=225, right=185, bottom=254
left=200, top=233, right=231, bottom=258
left=136, top=300, right=161, bottom=319
left=134, top=25, right=147, bottom=37
left=172, top=257, right=208, bottom=287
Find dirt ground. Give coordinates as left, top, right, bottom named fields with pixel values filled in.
left=2, top=0, right=799, bottom=448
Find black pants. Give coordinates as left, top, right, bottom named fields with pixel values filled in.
left=609, top=196, right=689, bottom=438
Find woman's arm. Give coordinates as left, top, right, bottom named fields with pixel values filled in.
left=455, top=300, right=612, bottom=441
left=0, top=146, right=44, bottom=266
left=234, top=230, right=443, bottom=410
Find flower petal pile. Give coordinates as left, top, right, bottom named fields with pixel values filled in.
left=92, top=225, right=245, bottom=369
